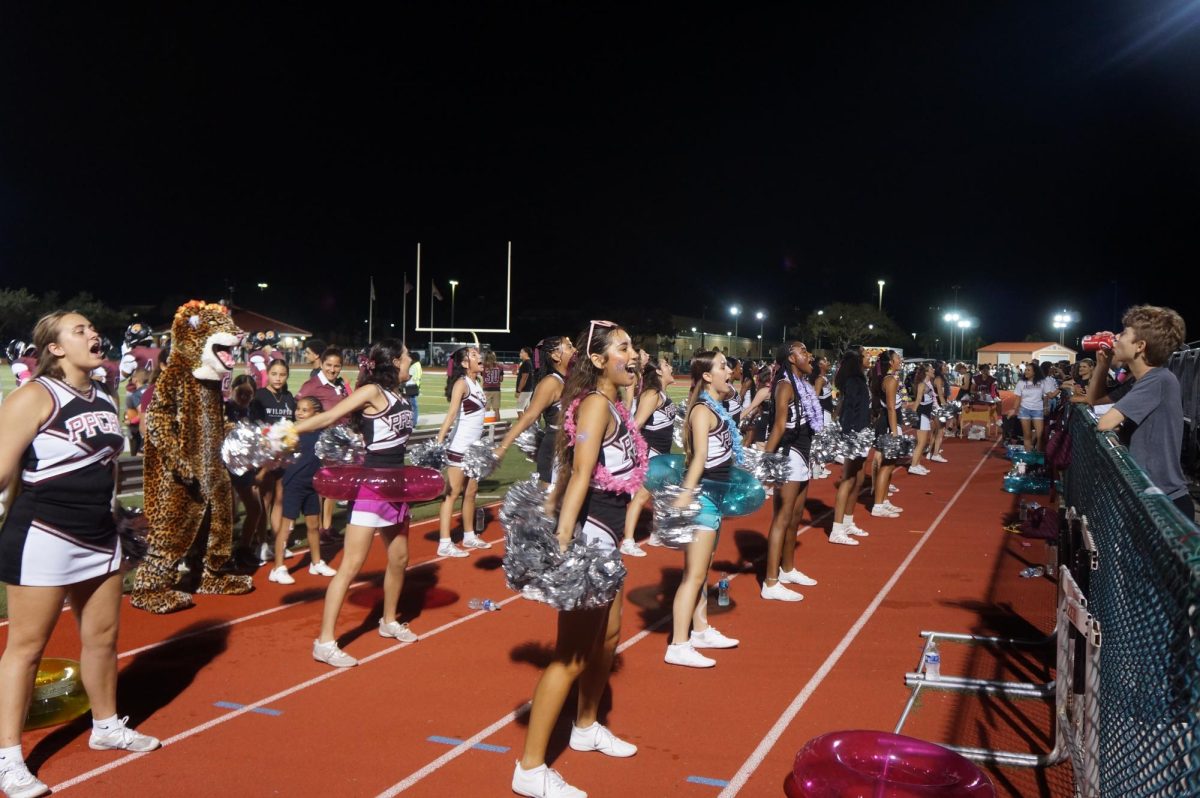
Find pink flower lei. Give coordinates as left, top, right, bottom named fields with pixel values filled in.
left=563, top=391, right=649, bottom=496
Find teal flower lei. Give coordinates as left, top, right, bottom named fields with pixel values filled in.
left=699, top=391, right=746, bottom=466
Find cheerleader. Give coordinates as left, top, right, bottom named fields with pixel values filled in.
left=494, top=336, right=575, bottom=488
left=761, top=342, right=822, bottom=602
left=830, top=348, right=873, bottom=542
left=907, top=363, right=935, bottom=476
left=0, top=312, right=160, bottom=798
left=809, top=356, right=833, bottom=479
left=740, top=365, right=775, bottom=447
left=434, top=346, right=488, bottom=556
left=619, top=355, right=676, bottom=557
left=664, top=350, right=742, bottom=666
left=723, top=358, right=744, bottom=425
left=292, top=340, right=419, bottom=667
left=929, top=361, right=951, bottom=457
left=869, top=350, right=905, bottom=517
left=513, top=322, right=641, bottom=798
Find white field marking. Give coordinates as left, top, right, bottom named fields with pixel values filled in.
left=47, top=591, right=525, bottom=794
left=717, top=441, right=999, bottom=797
left=370, top=512, right=835, bottom=797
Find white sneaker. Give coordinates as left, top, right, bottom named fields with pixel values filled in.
left=870, top=504, right=900, bottom=518
left=268, top=565, right=295, bottom=585
left=908, top=464, right=930, bottom=476
left=760, top=581, right=804, bottom=601
left=461, top=536, right=492, bottom=550
left=690, top=626, right=739, bottom=649
left=664, top=642, right=716, bottom=668
left=437, top=541, right=469, bottom=558
left=778, top=568, right=818, bottom=586
left=929, top=453, right=948, bottom=463
left=88, top=716, right=161, bottom=752
left=512, top=762, right=587, bottom=798
left=888, top=484, right=900, bottom=494
left=828, top=529, right=861, bottom=546
left=0, top=764, right=49, bottom=798
left=312, top=639, right=358, bottom=667
left=569, top=722, right=638, bottom=757
left=646, top=533, right=665, bottom=547
left=257, top=542, right=271, bottom=565
left=619, top=539, right=647, bottom=557
left=880, top=500, right=904, bottom=513
left=308, top=560, right=337, bottom=577
left=378, top=620, right=419, bottom=642
left=847, top=522, right=870, bottom=537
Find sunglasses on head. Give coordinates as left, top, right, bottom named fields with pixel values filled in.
left=584, top=320, right=617, bottom=354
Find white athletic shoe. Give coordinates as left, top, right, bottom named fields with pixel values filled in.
left=908, top=464, right=930, bottom=476
left=88, top=716, right=161, bottom=752
left=437, top=541, right=470, bottom=558
left=760, top=582, right=804, bottom=601
left=888, top=484, right=900, bottom=494
left=0, top=764, right=48, bottom=798
left=690, top=626, right=739, bottom=649
left=569, top=722, right=638, bottom=757
left=929, top=453, right=948, bottom=463
left=378, top=620, right=419, bottom=642
left=619, top=539, right=647, bottom=557
left=268, top=565, right=295, bottom=585
left=308, top=560, right=337, bottom=577
left=778, top=568, right=818, bottom=586
left=312, top=639, right=358, bottom=668
left=880, top=500, right=904, bottom=513
left=461, top=535, right=492, bottom=550
left=870, top=504, right=900, bottom=518
left=645, top=533, right=665, bottom=547
left=512, top=763, right=587, bottom=798
left=828, top=529, right=861, bottom=546
left=847, top=522, right=870, bottom=537
left=664, top=642, right=716, bottom=668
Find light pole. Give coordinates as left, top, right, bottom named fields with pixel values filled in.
left=729, top=305, right=741, bottom=341
left=943, top=311, right=961, bottom=360
left=958, top=319, right=973, bottom=360
left=448, top=280, right=459, bottom=329
left=815, top=309, right=824, bottom=352
left=755, top=311, right=766, bottom=357
left=877, top=280, right=885, bottom=312
left=1052, top=311, right=1075, bottom=346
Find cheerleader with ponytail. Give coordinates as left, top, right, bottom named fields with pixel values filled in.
left=434, top=346, right=488, bottom=556
left=494, top=335, right=575, bottom=488
left=618, top=355, right=677, bottom=557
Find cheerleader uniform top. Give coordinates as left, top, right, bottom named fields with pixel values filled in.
left=776, top=374, right=811, bottom=450
left=876, top=374, right=903, bottom=432
left=640, top=390, right=676, bottom=455
left=918, top=377, right=936, bottom=415
left=694, top=400, right=734, bottom=482
left=575, top=395, right=637, bottom=551
left=540, top=373, right=565, bottom=430
left=361, top=388, right=413, bottom=467
left=817, top=378, right=834, bottom=413
left=448, top=376, right=486, bottom=453
left=0, top=378, right=124, bottom=584
left=723, top=390, right=743, bottom=425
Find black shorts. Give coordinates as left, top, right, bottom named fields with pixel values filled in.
left=643, top=428, right=672, bottom=457
left=283, top=487, right=320, bottom=520
left=536, top=428, right=558, bottom=484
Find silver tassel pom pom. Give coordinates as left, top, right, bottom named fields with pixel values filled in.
left=409, top=439, right=449, bottom=470
left=315, top=425, right=366, bottom=464
left=651, top=484, right=703, bottom=548
left=461, top=438, right=500, bottom=480
left=741, top=448, right=791, bottom=484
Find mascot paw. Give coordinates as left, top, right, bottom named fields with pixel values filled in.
left=198, top=571, right=254, bottom=595
left=130, top=588, right=194, bottom=614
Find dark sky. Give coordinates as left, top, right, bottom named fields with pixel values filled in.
left=2, top=3, right=1198, bottom=350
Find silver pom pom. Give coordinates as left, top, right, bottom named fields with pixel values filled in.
left=809, top=426, right=848, bottom=465
left=409, top=439, right=449, bottom=470
left=876, top=432, right=917, bottom=460
left=741, top=448, right=791, bottom=484
left=847, top=428, right=876, bottom=459
left=651, top=484, right=702, bottom=547
left=221, top=421, right=297, bottom=475
left=932, top=400, right=961, bottom=423
left=514, top=426, right=544, bottom=461
left=461, top=439, right=500, bottom=480
left=899, top=408, right=919, bottom=429
left=500, top=478, right=626, bottom=610
left=672, top=402, right=688, bottom=449
left=315, top=425, right=365, bottom=464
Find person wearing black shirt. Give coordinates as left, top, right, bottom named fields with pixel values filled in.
left=515, top=346, right=534, bottom=415
left=249, top=360, right=296, bottom=557
left=831, top=348, right=873, bottom=543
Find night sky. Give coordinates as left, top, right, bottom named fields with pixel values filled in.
left=2, top=3, right=1198, bottom=351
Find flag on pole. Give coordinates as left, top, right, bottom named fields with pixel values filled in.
left=404, top=276, right=414, bottom=295
left=431, top=282, right=444, bottom=301
left=370, top=276, right=376, bottom=302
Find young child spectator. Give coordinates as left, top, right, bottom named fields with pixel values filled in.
left=125, top=368, right=149, bottom=455
left=481, top=350, right=504, bottom=416
left=269, top=396, right=338, bottom=584
left=1098, top=305, right=1191, bottom=519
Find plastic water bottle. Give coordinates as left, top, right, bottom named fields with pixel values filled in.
left=474, top=507, right=486, bottom=532
left=924, top=642, right=941, bottom=680
left=1018, top=501, right=1028, bottom=521
left=717, top=578, right=730, bottom=607
left=468, top=598, right=500, bottom=612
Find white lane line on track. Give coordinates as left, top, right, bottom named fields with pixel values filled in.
left=48, top=591, right=525, bottom=794
left=371, top=512, right=835, bottom=797
left=717, top=441, right=999, bottom=797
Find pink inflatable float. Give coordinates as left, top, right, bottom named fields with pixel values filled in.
left=313, top=465, right=445, bottom=503
left=786, top=731, right=995, bottom=798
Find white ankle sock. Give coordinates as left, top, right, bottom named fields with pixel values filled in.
left=832, top=521, right=845, bottom=534
left=92, top=714, right=119, bottom=731
left=844, top=514, right=855, bottom=527
left=438, top=538, right=452, bottom=546
left=463, top=532, right=478, bottom=540
left=0, top=744, right=24, bottom=767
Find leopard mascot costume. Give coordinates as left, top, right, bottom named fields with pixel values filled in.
left=131, top=300, right=253, bottom=613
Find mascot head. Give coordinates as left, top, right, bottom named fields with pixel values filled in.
left=169, top=300, right=243, bottom=381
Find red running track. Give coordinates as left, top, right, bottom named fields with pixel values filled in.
left=7, top=436, right=1073, bottom=797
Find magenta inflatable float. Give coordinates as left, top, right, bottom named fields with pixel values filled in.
left=313, top=465, right=445, bottom=503
left=786, top=731, right=995, bottom=798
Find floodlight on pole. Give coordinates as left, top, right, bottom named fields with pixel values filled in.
left=878, top=280, right=885, bottom=312
left=755, top=311, right=766, bottom=357
left=729, top=305, right=741, bottom=339
left=448, top=280, right=459, bottom=329
left=943, top=311, right=961, bottom=360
